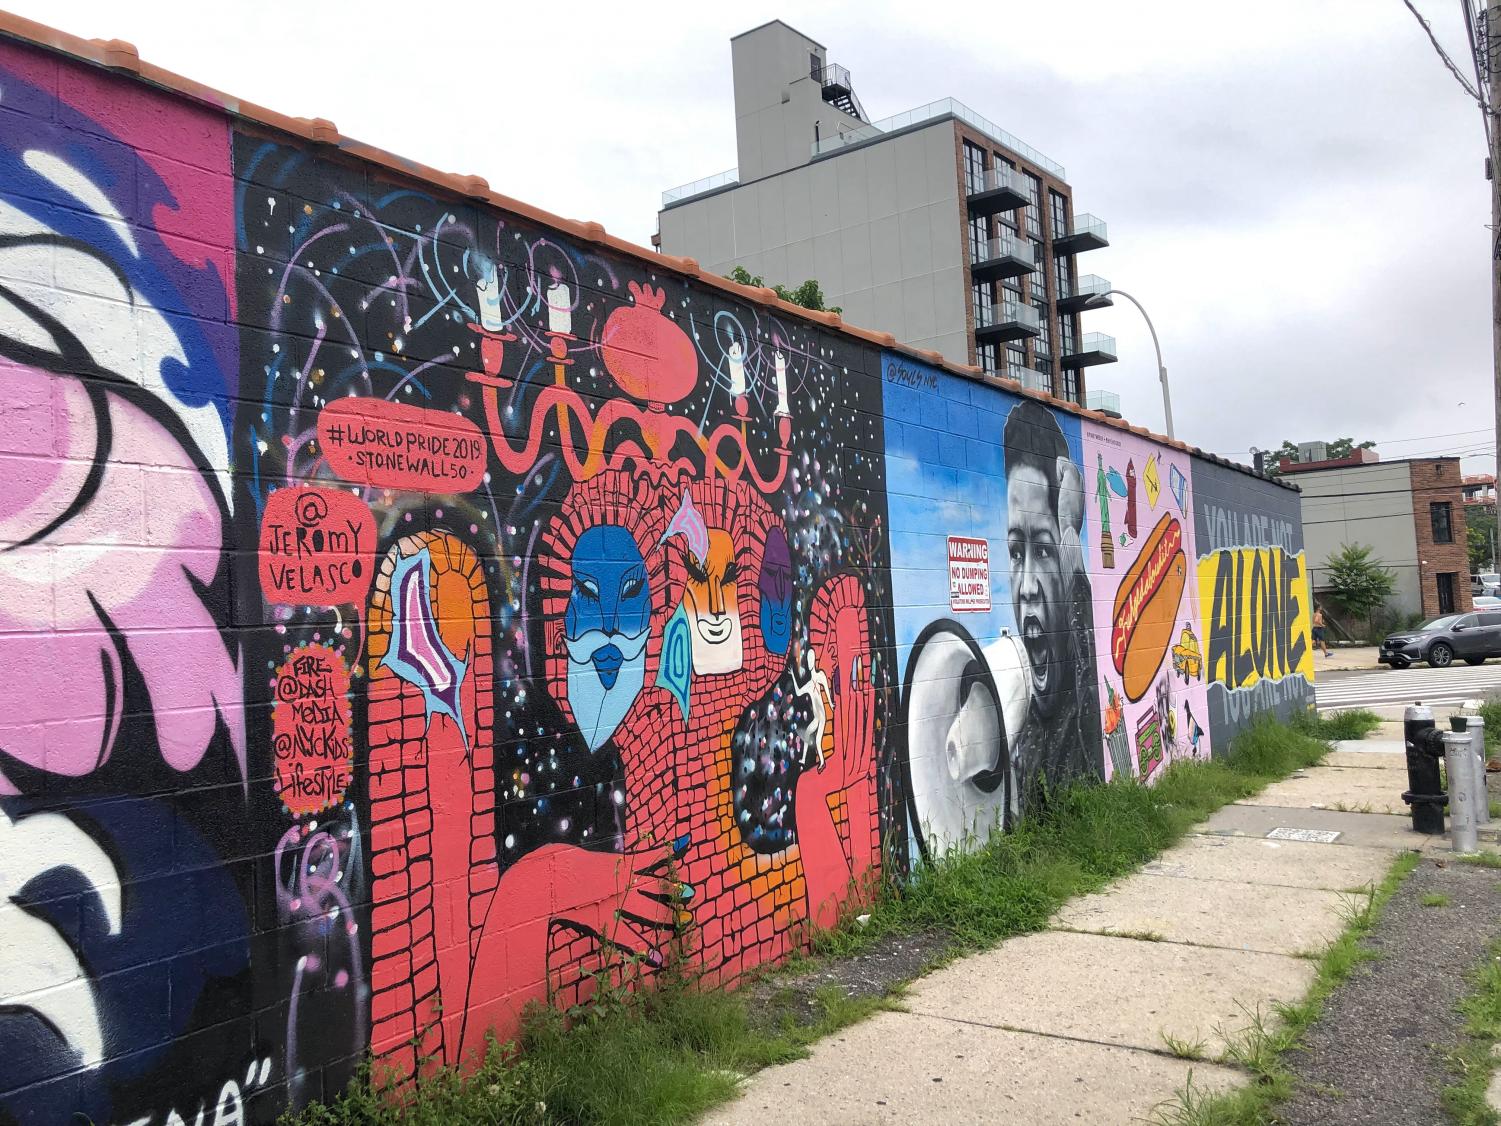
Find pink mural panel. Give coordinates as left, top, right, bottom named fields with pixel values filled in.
left=1082, top=424, right=1210, bottom=780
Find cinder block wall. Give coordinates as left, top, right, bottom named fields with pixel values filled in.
left=0, top=26, right=1313, bottom=1124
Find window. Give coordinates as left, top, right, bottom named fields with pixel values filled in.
left=1062, top=366, right=1079, bottom=403
left=1481, top=612, right=1501, bottom=627
left=1034, top=304, right=1051, bottom=355
left=1006, top=346, right=1027, bottom=381
left=1438, top=572, right=1457, bottom=614
left=963, top=142, right=987, bottom=196
left=1030, top=257, right=1048, bottom=302
left=1060, top=314, right=1077, bottom=357
left=971, top=281, right=993, bottom=325
left=1049, top=189, right=1070, bottom=239
left=1024, top=172, right=1043, bottom=238
left=978, top=341, right=999, bottom=375
left=1432, top=501, right=1454, bottom=544
left=1055, top=254, right=1076, bottom=298
left=1035, top=356, right=1052, bottom=378
left=968, top=215, right=988, bottom=262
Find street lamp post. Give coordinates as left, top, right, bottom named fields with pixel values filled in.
left=1100, top=288, right=1173, bottom=440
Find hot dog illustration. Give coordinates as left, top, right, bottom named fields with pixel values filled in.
left=1110, top=513, right=1187, bottom=701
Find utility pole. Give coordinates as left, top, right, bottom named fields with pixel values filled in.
left=1487, top=0, right=1501, bottom=507
left=1405, top=1, right=1501, bottom=492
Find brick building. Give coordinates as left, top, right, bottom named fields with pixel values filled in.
left=1282, top=451, right=1471, bottom=619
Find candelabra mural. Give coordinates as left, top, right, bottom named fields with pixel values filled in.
left=232, top=134, right=897, bottom=1082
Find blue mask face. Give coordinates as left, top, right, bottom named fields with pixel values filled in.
left=758, top=526, right=793, bottom=656
left=564, top=525, right=651, bottom=750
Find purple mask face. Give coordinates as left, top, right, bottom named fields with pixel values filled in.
left=758, top=526, right=793, bottom=656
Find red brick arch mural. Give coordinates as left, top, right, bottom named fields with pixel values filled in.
left=0, top=29, right=1311, bottom=1123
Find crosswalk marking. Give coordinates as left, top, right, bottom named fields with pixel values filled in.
left=1315, top=663, right=1501, bottom=710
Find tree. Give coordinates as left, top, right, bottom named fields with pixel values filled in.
left=1261, top=437, right=1376, bottom=478
left=1323, top=543, right=1398, bottom=636
left=1468, top=508, right=1497, bottom=572
left=726, top=266, right=842, bottom=315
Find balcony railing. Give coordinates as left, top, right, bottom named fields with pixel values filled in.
left=1086, top=389, right=1122, bottom=417
left=1052, top=212, right=1109, bottom=253
left=814, top=62, right=866, bottom=121
left=1057, top=274, right=1113, bottom=312
left=814, top=61, right=851, bottom=86
left=1062, top=332, right=1118, bottom=367
left=661, top=166, right=739, bottom=208
left=1008, top=365, right=1052, bottom=394
left=970, top=165, right=1025, bottom=197
left=810, top=96, right=1065, bottom=177
left=975, top=301, right=1041, bottom=341
left=966, top=165, right=1028, bottom=217
left=970, top=234, right=1036, bottom=279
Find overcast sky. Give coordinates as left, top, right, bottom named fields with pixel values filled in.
left=13, top=0, right=1495, bottom=472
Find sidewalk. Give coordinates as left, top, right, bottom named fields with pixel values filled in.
left=1316, top=645, right=1382, bottom=672
left=706, top=732, right=1478, bottom=1125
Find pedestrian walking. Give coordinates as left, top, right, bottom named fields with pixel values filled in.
left=1312, top=606, right=1331, bottom=658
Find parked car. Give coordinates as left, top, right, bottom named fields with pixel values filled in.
left=1473, top=572, right=1501, bottom=597
left=1476, top=596, right=1501, bottom=609
left=1380, top=611, right=1501, bottom=669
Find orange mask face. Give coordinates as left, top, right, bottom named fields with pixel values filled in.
left=683, top=529, right=743, bottom=674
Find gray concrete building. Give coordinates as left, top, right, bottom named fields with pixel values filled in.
left=1283, top=452, right=1471, bottom=621
left=656, top=19, right=1118, bottom=409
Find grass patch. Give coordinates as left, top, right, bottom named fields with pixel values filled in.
left=286, top=716, right=1334, bottom=1126
left=1150, top=852, right=1421, bottom=1126
left=1161, top=1030, right=1210, bottom=1061
left=1298, top=708, right=1383, bottom=742
left=1477, top=695, right=1501, bottom=754
left=1441, top=938, right=1501, bottom=1124
left=1423, top=893, right=1453, bottom=908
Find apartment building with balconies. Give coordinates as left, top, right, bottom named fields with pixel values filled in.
left=655, top=19, right=1117, bottom=406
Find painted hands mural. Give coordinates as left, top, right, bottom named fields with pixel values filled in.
left=0, top=34, right=1309, bottom=1124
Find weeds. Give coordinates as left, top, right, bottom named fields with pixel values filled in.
left=287, top=715, right=1338, bottom=1126
left=1107, top=928, right=1168, bottom=942
left=1422, top=893, right=1452, bottom=908
left=1296, top=708, right=1383, bottom=742
left=1150, top=852, right=1420, bottom=1126
left=1477, top=695, right=1501, bottom=754
left=1441, top=938, right=1501, bottom=1124
left=1160, top=1030, right=1209, bottom=1061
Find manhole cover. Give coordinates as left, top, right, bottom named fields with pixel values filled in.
left=1265, top=827, right=1342, bottom=843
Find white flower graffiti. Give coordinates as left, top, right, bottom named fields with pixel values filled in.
left=0, top=805, right=122, bottom=1068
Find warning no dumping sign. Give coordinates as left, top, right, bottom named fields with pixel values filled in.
left=948, top=535, right=991, bottom=613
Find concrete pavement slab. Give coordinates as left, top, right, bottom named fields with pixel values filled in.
left=703, top=1010, right=1243, bottom=1126
left=1147, top=832, right=1393, bottom=891
left=1237, top=773, right=1411, bottom=815
left=1052, top=872, right=1353, bottom=955
left=1201, top=801, right=1443, bottom=853
left=903, top=930, right=1313, bottom=1056
left=1326, top=743, right=1407, bottom=763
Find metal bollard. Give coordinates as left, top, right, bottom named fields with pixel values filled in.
left=1471, top=715, right=1490, bottom=827
left=1454, top=714, right=1491, bottom=828
left=1404, top=704, right=1447, bottom=834
left=1446, top=730, right=1479, bottom=854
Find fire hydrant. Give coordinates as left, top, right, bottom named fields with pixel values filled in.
left=1403, top=704, right=1446, bottom=835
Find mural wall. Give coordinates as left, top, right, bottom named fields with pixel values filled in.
left=1190, top=459, right=1317, bottom=744
left=0, top=34, right=1309, bottom=1124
